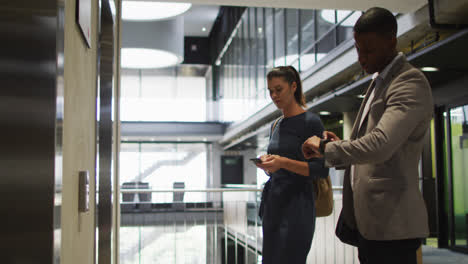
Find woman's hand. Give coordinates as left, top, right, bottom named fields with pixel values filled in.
left=302, top=136, right=322, bottom=159
left=255, top=154, right=271, bottom=175
left=256, top=154, right=284, bottom=174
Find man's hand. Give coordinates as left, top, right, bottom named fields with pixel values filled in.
left=323, top=131, right=341, bottom=142
left=302, top=131, right=342, bottom=159
left=302, top=136, right=322, bottom=159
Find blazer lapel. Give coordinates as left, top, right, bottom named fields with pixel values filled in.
left=354, top=55, right=408, bottom=136
left=373, top=55, right=407, bottom=100
left=350, top=78, right=376, bottom=140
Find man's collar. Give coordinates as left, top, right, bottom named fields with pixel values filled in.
left=373, top=52, right=404, bottom=83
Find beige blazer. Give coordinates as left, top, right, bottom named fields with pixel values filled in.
left=325, top=55, right=433, bottom=241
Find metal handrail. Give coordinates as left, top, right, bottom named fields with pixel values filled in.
left=120, top=186, right=343, bottom=193
left=120, top=188, right=262, bottom=193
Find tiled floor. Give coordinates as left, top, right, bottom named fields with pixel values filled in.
left=423, top=246, right=468, bottom=264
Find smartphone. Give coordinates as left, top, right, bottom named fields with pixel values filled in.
left=250, top=158, right=262, bottom=164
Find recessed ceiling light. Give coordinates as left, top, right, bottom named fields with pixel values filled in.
left=121, top=48, right=181, bottom=69
left=321, top=10, right=361, bottom=27
left=420, top=67, right=439, bottom=72
left=202, top=27, right=207, bottom=32
left=319, top=111, right=331, bottom=116
left=122, top=1, right=191, bottom=21
left=258, top=27, right=263, bottom=33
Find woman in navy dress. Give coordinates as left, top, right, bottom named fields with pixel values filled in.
left=256, top=66, right=329, bottom=264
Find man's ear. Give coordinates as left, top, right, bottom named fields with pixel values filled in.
left=390, top=35, right=397, bottom=50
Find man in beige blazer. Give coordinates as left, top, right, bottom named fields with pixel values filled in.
left=302, top=7, right=433, bottom=264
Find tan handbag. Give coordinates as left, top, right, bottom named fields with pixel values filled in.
left=271, top=116, right=334, bottom=217
left=313, top=175, right=333, bottom=217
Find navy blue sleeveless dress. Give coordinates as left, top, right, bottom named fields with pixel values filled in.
left=260, top=112, right=329, bottom=264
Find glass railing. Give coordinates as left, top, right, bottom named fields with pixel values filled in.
left=119, top=186, right=357, bottom=264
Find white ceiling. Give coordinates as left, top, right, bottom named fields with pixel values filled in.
left=124, top=0, right=430, bottom=38
left=160, top=0, right=427, bottom=13
left=183, top=5, right=220, bottom=36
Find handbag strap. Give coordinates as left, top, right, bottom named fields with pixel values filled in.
left=270, top=116, right=284, bottom=137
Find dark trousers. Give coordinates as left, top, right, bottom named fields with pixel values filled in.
left=357, top=232, right=421, bottom=264
left=261, top=180, right=315, bottom=264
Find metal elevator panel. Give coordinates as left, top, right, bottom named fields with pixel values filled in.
left=0, top=0, right=63, bottom=263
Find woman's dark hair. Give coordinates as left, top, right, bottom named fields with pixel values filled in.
left=354, top=7, right=397, bottom=38
left=266, top=66, right=306, bottom=107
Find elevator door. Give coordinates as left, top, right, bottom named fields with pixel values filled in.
left=447, top=104, right=468, bottom=249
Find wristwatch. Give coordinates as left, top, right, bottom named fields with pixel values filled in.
left=319, top=138, right=331, bottom=154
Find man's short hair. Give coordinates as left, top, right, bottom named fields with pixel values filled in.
left=354, top=7, right=397, bottom=37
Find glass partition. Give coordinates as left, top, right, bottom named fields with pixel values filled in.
left=217, top=7, right=357, bottom=122
left=273, top=9, right=285, bottom=67
left=119, top=143, right=208, bottom=203
left=286, top=9, right=299, bottom=69
left=448, top=105, right=468, bottom=247
left=119, top=187, right=357, bottom=263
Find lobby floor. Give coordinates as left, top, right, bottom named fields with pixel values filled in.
left=423, top=246, right=468, bottom=264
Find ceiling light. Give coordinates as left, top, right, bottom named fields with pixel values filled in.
left=339, top=120, right=344, bottom=124
left=121, top=48, right=181, bottom=69
left=202, top=27, right=206, bottom=32
left=319, top=111, right=331, bottom=116
left=215, top=59, right=221, bottom=66
left=122, top=1, right=192, bottom=21
left=122, top=18, right=184, bottom=69
left=258, top=27, right=263, bottom=33
left=420, top=67, right=439, bottom=72
left=357, top=94, right=365, bottom=99
left=321, top=10, right=361, bottom=27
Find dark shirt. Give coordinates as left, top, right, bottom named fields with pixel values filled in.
left=267, top=111, right=329, bottom=181
left=261, top=111, right=329, bottom=264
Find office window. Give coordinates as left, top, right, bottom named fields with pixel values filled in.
left=300, top=10, right=315, bottom=54
left=317, top=9, right=336, bottom=39
left=217, top=8, right=357, bottom=121
left=265, top=8, right=274, bottom=70
left=256, top=8, right=266, bottom=100
left=286, top=9, right=299, bottom=69
left=337, top=11, right=360, bottom=45
left=274, top=9, right=285, bottom=67
left=120, top=69, right=206, bottom=122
